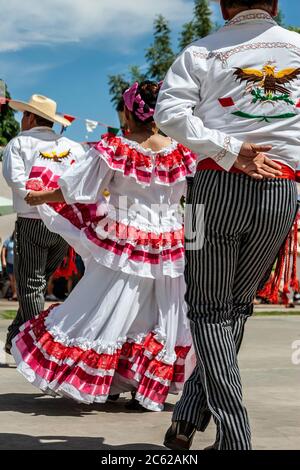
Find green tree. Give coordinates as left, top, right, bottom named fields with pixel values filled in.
left=179, top=21, right=195, bottom=51
left=108, top=1, right=214, bottom=106
left=108, top=74, right=130, bottom=109
left=108, top=67, right=147, bottom=111
left=145, top=15, right=175, bottom=81
left=179, top=0, right=213, bottom=51
left=128, top=65, right=146, bottom=84
left=0, top=85, right=19, bottom=147
left=108, top=15, right=176, bottom=106
left=193, top=0, right=213, bottom=39
left=275, top=8, right=300, bottom=33
left=289, top=26, right=300, bottom=33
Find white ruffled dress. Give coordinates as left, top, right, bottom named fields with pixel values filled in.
left=12, top=134, right=196, bottom=411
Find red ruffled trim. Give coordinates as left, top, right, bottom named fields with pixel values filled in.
left=26, top=167, right=185, bottom=265
left=14, top=306, right=190, bottom=408
left=84, top=225, right=184, bottom=265
left=257, top=213, right=299, bottom=304
left=95, top=134, right=196, bottom=185
left=101, top=220, right=184, bottom=248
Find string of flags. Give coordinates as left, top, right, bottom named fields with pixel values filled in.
left=0, top=96, right=121, bottom=137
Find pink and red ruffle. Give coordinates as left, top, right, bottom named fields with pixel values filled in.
left=13, top=305, right=190, bottom=411
left=26, top=167, right=185, bottom=270
left=94, top=134, right=196, bottom=186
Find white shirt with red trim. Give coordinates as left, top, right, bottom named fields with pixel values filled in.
left=35, top=134, right=196, bottom=279
left=155, top=9, right=300, bottom=171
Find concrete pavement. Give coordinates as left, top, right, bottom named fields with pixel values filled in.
left=0, top=316, right=299, bottom=450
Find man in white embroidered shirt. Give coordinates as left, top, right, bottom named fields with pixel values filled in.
left=155, top=0, right=300, bottom=450
left=2, top=95, right=85, bottom=354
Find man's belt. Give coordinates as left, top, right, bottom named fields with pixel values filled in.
left=196, top=158, right=297, bottom=181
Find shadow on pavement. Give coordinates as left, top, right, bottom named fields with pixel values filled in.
left=0, top=433, right=165, bottom=450
left=0, top=393, right=174, bottom=417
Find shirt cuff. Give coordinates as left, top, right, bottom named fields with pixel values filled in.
left=17, top=188, right=30, bottom=199
left=211, top=136, right=243, bottom=172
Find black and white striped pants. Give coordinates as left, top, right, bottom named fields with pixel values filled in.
left=174, top=170, right=298, bottom=450
left=6, top=217, right=68, bottom=345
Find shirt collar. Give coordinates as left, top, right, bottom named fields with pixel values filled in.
left=226, top=9, right=277, bottom=28
left=31, top=126, right=56, bottom=132
left=18, top=126, right=57, bottom=138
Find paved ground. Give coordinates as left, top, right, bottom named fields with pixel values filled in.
left=0, top=316, right=299, bottom=450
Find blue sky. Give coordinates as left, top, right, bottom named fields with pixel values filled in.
left=0, top=0, right=299, bottom=142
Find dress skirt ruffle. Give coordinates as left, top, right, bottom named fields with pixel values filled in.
left=12, top=259, right=192, bottom=411
left=12, top=135, right=195, bottom=411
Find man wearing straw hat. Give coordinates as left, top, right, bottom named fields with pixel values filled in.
left=155, top=0, right=300, bottom=450
left=3, top=94, right=85, bottom=354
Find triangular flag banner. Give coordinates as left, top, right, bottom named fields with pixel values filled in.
left=107, top=126, right=120, bottom=135
left=64, top=114, right=76, bottom=123
left=85, top=119, right=98, bottom=133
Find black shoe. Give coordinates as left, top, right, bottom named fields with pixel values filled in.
left=4, top=342, right=12, bottom=355
left=125, top=398, right=144, bottom=410
left=204, top=443, right=218, bottom=450
left=164, top=421, right=196, bottom=450
left=108, top=394, right=120, bottom=401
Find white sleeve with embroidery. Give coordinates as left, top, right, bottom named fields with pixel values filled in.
left=2, top=138, right=29, bottom=198
left=58, top=147, right=114, bottom=204
left=154, top=47, right=243, bottom=171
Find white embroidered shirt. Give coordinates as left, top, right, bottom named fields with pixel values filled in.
left=154, top=9, right=300, bottom=171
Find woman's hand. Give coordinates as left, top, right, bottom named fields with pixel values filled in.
left=25, top=188, right=66, bottom=205
left=25, top=190, right=52, bottom=206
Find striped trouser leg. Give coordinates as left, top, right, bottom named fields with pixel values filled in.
left=45, top=232, right=70, bottom=279
left=173, top=312, right=248, bottom=432
left=175, top=171, right=297, bottom=450
left=6, top=217, right=68, bottom=344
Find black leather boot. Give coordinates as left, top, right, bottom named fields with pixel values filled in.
left=107, top=394, right=120, bottom=401
left=164, top=420, right=197, bottom=450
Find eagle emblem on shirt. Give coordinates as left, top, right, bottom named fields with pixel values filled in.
left=218, top=60, right=300, bottom=121
left=233, top=61, right=300, bottom=104
left=39, top=149, right=71, bottom=162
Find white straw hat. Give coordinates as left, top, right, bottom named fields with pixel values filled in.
left=9, top=94, right=71, bottom=127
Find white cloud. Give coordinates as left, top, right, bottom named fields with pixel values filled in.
left=0, top=0, right=195, bottom=52
left=0, top=56, right=60, bottom=88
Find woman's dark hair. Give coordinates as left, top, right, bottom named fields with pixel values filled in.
left=222, top=0, right=273, bottom=7
left=131, top=80, right=160, bottom=125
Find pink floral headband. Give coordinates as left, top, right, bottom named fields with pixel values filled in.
left=123, top=81, right=161, bottom=122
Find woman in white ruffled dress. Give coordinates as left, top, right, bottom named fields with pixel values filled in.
left=12, top=81, right=196, bottom=411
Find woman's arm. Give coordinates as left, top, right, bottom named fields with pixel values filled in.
left=1, top=247, right=7, bottom=268
left=25, top=188, right=66, bottom=206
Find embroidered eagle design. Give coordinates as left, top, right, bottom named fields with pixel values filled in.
left=39, top=149, right=71, bottom=162
left=234, top=62, right=300, bottom=96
